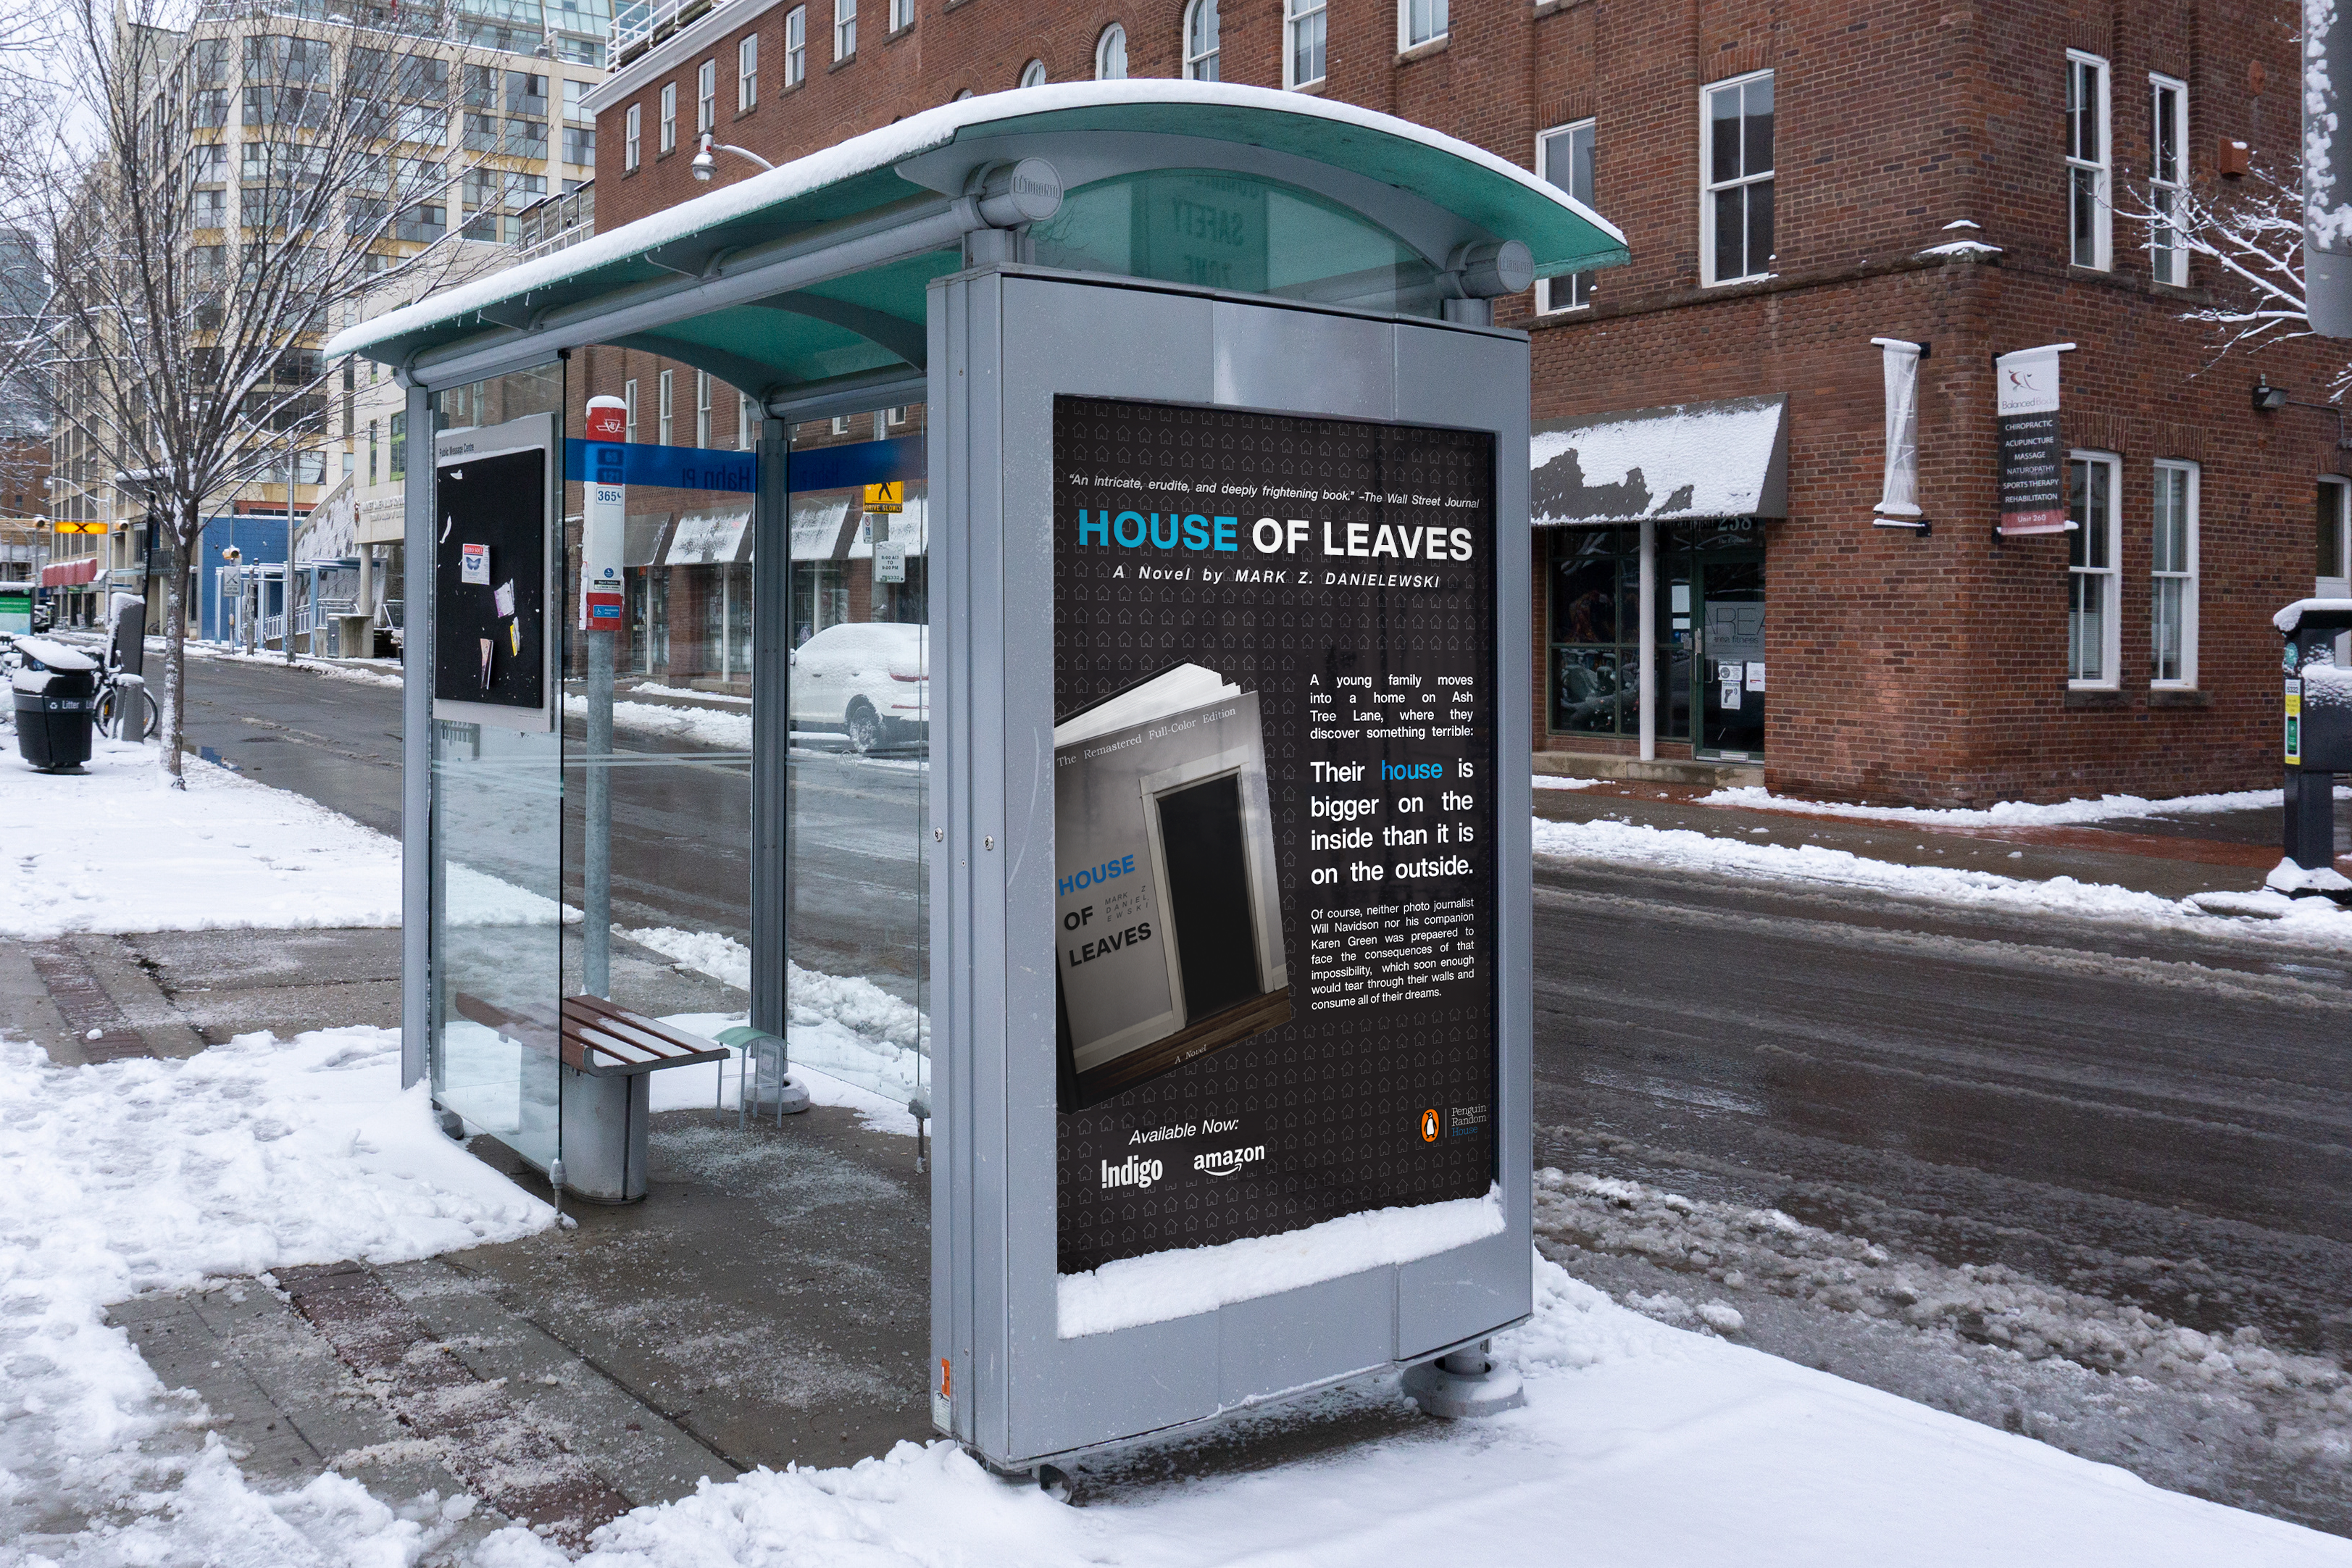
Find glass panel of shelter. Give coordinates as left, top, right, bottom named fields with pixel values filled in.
left=428, top=365, right=567, bottom=1176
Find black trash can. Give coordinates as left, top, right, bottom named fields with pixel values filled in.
left=12, top=637, right=99, bottom=772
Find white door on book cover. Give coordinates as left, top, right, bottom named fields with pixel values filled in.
left=1140, top=744, right=1285, bottom=1029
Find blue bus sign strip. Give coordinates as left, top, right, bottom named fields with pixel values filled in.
left=562, top=434, right=923, bottom=494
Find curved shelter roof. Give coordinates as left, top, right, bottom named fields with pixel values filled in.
left=328, top=80, right=1627, bottom=401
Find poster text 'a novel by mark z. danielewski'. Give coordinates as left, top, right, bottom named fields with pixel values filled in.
left=1054, top=396, right=1498, bottom=1275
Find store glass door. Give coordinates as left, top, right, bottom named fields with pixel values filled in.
left=1696, top=557, right=1765, bottom=759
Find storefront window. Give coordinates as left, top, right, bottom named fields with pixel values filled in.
left=1546, top=521, right=1764, bottom=751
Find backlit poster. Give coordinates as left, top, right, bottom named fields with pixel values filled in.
left=1054, top=396, right=1498, bottom=1275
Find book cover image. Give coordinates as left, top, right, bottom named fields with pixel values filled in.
left=1052, top=394, right=1500, bottom=1277
left=1054, top=664, right=1290, bottom=1112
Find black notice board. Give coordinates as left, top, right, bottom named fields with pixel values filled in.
left=433, top=446, right=549, bottom=718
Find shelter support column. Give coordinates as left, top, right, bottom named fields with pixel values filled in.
left=399, top=378, right=433, bottom=1089
left=1638, top=517, right=1656, bottom=763
left=751, top=418, right=790, bottom=1038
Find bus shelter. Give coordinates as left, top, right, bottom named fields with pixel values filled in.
left=329, top=80, right=1623, bottom=1472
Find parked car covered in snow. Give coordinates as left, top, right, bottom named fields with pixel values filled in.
left=791, top=621, right=928, bottom=751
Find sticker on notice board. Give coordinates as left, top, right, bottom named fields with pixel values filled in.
left=462, top=543, right=490, bottom=585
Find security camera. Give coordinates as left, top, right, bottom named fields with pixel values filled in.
left=692, top=134, right=715, bottom=182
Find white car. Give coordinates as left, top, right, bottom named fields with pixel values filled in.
left=791, top=621, right=928, bottom=752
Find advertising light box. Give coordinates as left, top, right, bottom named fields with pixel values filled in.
left=932, top=272, right=1533, bottom=1468
left=1051, top=396, right=1500, bottom=1273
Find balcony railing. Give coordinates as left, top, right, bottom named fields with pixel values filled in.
left=609, top=0, right=732, bottom=70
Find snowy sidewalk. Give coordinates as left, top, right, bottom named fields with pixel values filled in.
left=1533, top=776, right=2352, bottom=941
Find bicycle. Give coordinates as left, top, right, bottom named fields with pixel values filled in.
left=94, top=664, right=159, bottom=741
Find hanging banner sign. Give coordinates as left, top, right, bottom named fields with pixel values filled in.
left=1995, top=342, right=2074, bottom=535
left=579, top=397, right=627, bottom=632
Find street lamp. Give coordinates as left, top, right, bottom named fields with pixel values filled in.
left=691, top=133, right=775, bottom=182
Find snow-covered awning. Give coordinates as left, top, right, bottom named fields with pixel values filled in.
left=1531, top=396, right=1790, bottom=527
left=667, top=507, right=753, bottom=565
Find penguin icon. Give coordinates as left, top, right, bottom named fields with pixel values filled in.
left=1419, top=1109, right=1440, bottom=1143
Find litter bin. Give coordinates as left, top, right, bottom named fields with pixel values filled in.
left=11, top=636, right=99, bottom=773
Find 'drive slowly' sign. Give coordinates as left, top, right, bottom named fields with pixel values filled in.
left=1995, top=343, right=2074, bottom=535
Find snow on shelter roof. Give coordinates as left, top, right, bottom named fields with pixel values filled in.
left=325, top=81, right=1627, bottom=388
left=2274, top=598, right=2352, bottom=633
left=1530, top=396, right=1790, bottom=527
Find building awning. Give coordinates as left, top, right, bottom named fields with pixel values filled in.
left=323, top=82, right=1626, bottom=401
left=790, top=495, right=854, bottom=561
left=1531, top=396, right=1789, bottom=527
left=668, top=507, right=754, bottom=565
left=41, top=556, right=101, bottom=588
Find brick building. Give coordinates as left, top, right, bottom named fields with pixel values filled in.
left=572, top=0, right=2352, bottom=802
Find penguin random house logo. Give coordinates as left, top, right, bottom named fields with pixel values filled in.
left=1419, top=1108, right=1440, bottom=1143
left=1101, top=1154, right=1165, bottom=1190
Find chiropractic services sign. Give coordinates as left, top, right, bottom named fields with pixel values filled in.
left=1995, top=342, right=2076, bottom=536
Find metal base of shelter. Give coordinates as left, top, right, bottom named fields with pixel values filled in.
left=1401, top=1341, right=1527, bottom=1420
left=557, top=1069, right=651, bottom=1205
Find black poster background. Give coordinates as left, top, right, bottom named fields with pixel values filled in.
left=433, top=448, right=548, bottom=710
left=1054, top=396, right=1498, bottom=1275
left=1996, top=411, right=2065, bottom=534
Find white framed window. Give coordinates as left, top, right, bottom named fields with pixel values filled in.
left=1701, top=70, right=1774, bottom=285
left=738, top=36, right=759, bottom=109
left=886, top=405, right=908, bottom=425
left=2067, top=51, right=2111, bottom=270
left=659, top=369, right=675, bottom=445
left=1401, top=0, right=1446, bottom=49
left=1536, top=120, right=1596, bottom=311
left=696, top=59, right=716, bottom=133
left=1096, top=23, right=1127, bottom=80
left=1183, top=0, right=1219, bottom=80
left=835, top=0, right=856, bottom=61
left=830, top=414, right=851, bottom=435
left=659, top=81, right=677, bottom=153
left=740, top=393, right=756, bottom=449
left=2150, top=459, right=2198, bottom=686
left=1019, top=59, right=1047, bottom=88
left=1285, top=0, right=1325, bottom=89
left=624, top=102, right=641, bottom=170
left=891, top=0, right=913, bottom=30
left=696, top=370, right=712, bottom=446
left=2148, top=74, right=2187, bottom=285
left=623, top=378, right=638, bottom=442
left=785, top=7, right=807, bottom=86
left=2067, top=451, right=2120, bottom=687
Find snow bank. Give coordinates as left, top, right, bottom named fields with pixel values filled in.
left=565, top=693, right=754, bottom=751
left=1698, top=781, right=2332, bottom=826
left=178, top=641, right=407, bottom=689
left=0, top=1025, right=551, bottom=1551
left=627, top=926, right=925, bottom=1104
left=1531, top=814, right=2352, bottom=942
left=1059, top=1188, right=1504, bottom=1339
left=472, top=1251, right=2352, bottom=1568
left=0, top=741, right=568, bottom=939
left=1530, top=774, right=1600, bottom=791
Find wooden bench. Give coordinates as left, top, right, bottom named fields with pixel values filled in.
left=559, top=995, right=729, bottom=1077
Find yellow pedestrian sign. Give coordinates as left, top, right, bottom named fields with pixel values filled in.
left=862, top=481, right=903, bottom=514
